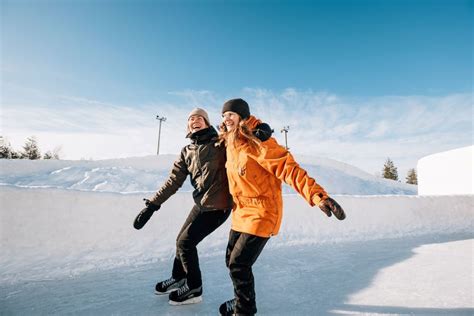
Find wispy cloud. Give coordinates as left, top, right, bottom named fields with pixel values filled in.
left=367, top=121, right=389, bottom=138
left=1, top=86, right=472, bottom=177
left=240, top=89, right=472, bottom=175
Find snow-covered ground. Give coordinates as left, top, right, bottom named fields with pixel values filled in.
left=0, top=156, right=472, bottom=315
left=0, top=154, right=417, bottom=195
left=418, top=145, right=473, bottom=195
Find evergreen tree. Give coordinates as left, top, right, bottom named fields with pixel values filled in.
left=21, top=136, right=41, bottom=160
left=43, top=146, right=61, bottom=160
left=43, top=151, right=54, bottom=159
left=406, top=168, right=418, bottom=185
left=0, top=136, right=12, bottom=159
left=10, top=150, right=22, bottom=159
left=382, top=157, right=398, bottom=181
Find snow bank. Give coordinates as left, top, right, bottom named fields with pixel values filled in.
left=0, top=186, right=471, bottom=284
left=418, top=145, right=473, bottom=195
left=0, top=154, right=417, bottom=195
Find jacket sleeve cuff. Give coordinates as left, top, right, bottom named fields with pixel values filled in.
left=148, top=197, right=161, bottom=207
left=312, top=192, right=328, bottom=206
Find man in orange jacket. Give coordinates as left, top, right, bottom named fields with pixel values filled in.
left=218, top=98, right=345, bottom=316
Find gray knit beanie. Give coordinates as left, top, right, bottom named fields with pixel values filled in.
left=188, top=108, right=210, bottom=127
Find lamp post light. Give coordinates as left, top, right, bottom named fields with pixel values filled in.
left=281, top=125, right=290, bottom=150
left=156, top=115, right=167, bottom=155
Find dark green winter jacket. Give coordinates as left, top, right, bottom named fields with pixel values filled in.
left=149, top=126, right=233, bottom=211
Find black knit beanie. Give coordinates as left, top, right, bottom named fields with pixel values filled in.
left=222, top=98, right=250, bottom=120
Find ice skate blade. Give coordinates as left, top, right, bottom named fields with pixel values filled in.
left=168, top=296, right=202, bottom=305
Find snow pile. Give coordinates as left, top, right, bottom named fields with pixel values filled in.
left=1, top=186, right=471, bottom=285
left=0, top=154, right=417, bottom=195
left=418, top=145, right=473, bottom=195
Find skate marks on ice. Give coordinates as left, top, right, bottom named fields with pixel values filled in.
left=1, top=233, right=472, bottom=315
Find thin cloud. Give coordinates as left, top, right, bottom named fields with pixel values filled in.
left=367, top=121, right=390, bottom=138
left=2, top=87, right=472, bottom=177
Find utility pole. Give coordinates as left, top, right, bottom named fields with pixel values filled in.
left=156, top=115, right=167, bottom=155
left=281, top=125, right=290, bottom=150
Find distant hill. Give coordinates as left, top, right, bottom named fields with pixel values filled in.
left=0, top=154, right=416, bottom=195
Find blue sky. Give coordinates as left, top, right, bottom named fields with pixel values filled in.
left=1, top=0, right=473, bottom=177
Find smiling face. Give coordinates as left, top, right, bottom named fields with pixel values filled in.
left=222, top=111, right=241, bottom=132
left=188, top=115, right=208, bottom=133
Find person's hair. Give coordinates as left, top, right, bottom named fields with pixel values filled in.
left=218, top=118, right=261, bottom=154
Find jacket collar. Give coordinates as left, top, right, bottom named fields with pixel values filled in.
left=187, top=126, right=218, bottom=145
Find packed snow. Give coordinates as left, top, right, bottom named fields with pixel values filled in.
left=0, top=156, right=472, bottom=315
left=418, top=145, right=473, bottom=195
left=0, top=154, right=417, bottom=195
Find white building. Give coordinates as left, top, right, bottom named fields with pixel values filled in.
left=417, top=145, right=473, bottom=195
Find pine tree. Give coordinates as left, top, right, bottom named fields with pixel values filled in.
left=21, top=136, right=41, bottom=160
left=0, top=136, right=12, bottom=159
left=10, top=149, right=22, bottom=159
left=406, top=168, right=418, bottom=185
left=382, top=157, right=398, bottom=181
left=43, top=146, right=61, bottom=160
left=43, top=151, right=54, bottom=159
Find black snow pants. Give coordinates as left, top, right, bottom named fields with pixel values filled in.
left=226, top=229, right=269, bottom=315
left=171, top=206, right=230, bottom=289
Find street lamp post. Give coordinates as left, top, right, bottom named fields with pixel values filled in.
left=156, top=115, right=167, bottom=155
left=281, top=125, right=290, bottom=150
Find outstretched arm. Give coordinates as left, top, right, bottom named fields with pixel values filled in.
left=251, top=140, right=346, bottom=220
left=251, top=138, right=328, bottom=206
left=149, top=150, right=189, bottom=206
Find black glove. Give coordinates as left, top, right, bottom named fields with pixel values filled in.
left=133, top=198, right=161, bottom=230
left=318, top=197, right=346, bottom=220
left=253, top=123, right=274, bottom=142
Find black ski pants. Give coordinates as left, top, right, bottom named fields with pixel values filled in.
left=226, top=229, right=269, bottom=315
left=171, top=206, right=230, bottom=289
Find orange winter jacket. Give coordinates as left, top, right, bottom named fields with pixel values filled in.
left=225, top=115, right=328, bottom=238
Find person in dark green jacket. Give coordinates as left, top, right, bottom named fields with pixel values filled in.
left=134, top=108, right=233, bottom=306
